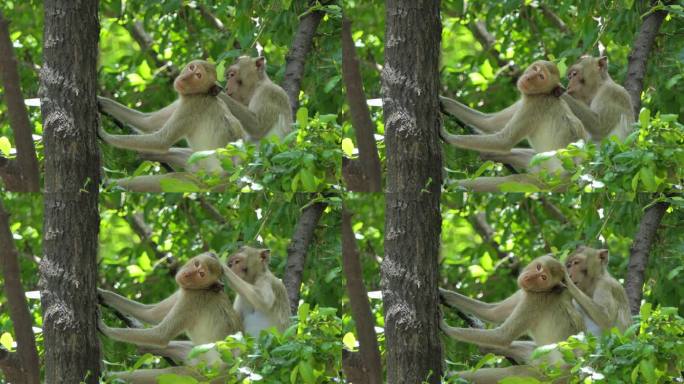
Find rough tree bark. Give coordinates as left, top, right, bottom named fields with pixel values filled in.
left=341, top=208, right=382, bottom=384
left=0, top=11, right=40, bottom=192
left=283, top=201, right=327, bottom=314
left=0, top=200, right=40, bottom=384
left=624, top=3, right=668, bottom=117
left=282, top=1, right=326, bottom=115
left=381, top=1, right=443, bottom=383
left=624, top=201, right=669, bottom=315
left=39, top=1, right=102, bottom=383
left=341, top=17, right=382, bottom=192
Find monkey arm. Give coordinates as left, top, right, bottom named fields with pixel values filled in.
left=98, top=288, right=178, bottom=325
left=440, top=96, right=520, bottom=134
left=98, top=114, right=189, bottom=154
left=217, top=93, right=260, bottom=136
left=440, top=288, right=521, bottom=324
left=564, top=275, right=615, bottom=332
left=440, top=316, right=523, bottom=348
left=441, top=112, right=532, bottom=154
left=560, top=94, right=602, bottom=136
left=98, top=97, right=178, bottom=134
left=222, top=266, right=275, bottom=312
left=99, top=302, right=188, bottom=348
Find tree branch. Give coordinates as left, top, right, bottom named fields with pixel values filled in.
left=468, top=20, right=521, bottom=80
left=0, top=346, right=25, bottom=384
left=342, top=208, right=382, bottom=384
left=539, top=5, right=570, bottom=34
left=0, top=200, right=40, bottom=384
left=0, top=156, right=25, bottom=191
left=283, top=201, right=326, bottom=314
left=126, top=21, right=179, bottom=81
left=126, top=213, right=178, bottom=275
left=198, top=196, right=227, bottom=225
left=341, top=17, right=382, bottom=192
left=470, top=212, right=519, bottom=274
left=624, top=201, right=669, bottom=315
left=282, top=2, right=326, bottom=115
left=0, top=11, right=40, bottom=192
left=624, top=4, right=667, bottom=117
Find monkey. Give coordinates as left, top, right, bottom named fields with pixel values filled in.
left=561, top=56, right=635, bottom=142
left=98, top=252, right=242, bottom=383
left=216, top=56, right=293, bottom=141
left=223, top=245, right=291, bottom=337
left=440, top=255, right=585, bottom=383
left=98, top=60, right=245, bottom=192
left=440, top=61, right=588, bottom=192
left=564, top=246, right=632, bottom=335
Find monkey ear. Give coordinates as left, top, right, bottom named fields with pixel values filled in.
left=260, top=249, right=271, bottom=263
left=598, top=249, right=609, bottom=264
left=255, top=56, right=266, bottom=71
left=598, top=56, right=608, bottom=69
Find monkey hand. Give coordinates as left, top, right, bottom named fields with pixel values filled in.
left=552, top=85, right=566, bottom=97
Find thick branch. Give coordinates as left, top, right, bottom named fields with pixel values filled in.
left=0, top=347, right=25, bottom=384
left=467, top=21, right=520, bottom=83
left=282, top=2, right=325, bottom=115
left=624, top=4, right=667, bottom=117
left=341, top=17, right=382, bottom=192
left=283, top=201, right=326, bottom=314
left=0, top=157, right=25, bottom=191
left=0, top=200, right=40, bottom=384
left=470, top=212, right=519, bottom=274
left=198, top=197, right=227, bottom=225
left=342, top=208, right=382, bottom=384
left=539, top=5, right=570, bottom=34
left=0, top=11, right=40, bottom=192
left=126, top=21, right=179, bottom=80
left=624, top=201, right=669, bottom=315
left=126, top=213, right=178, bottom=274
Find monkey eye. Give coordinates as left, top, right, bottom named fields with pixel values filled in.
left=237, top=80, right=243, bottom=86
left=228, top=72, right=235, bottom=78
left=195, top=73, right=202, bottom=79
left=188, top=64, right=195, bottom=70
left=536, top=264, right=542, bottom=271
left=199, top=271, right=205, bottom=278
left=541, top=275, right=547, bottom=280
left=538, top=73, right=545, bottom=80
left=194, top=261, right=200, bottom=267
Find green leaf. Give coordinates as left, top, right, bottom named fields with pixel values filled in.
left=468, top=265, right=485, bottom=277
left=126, top=73, right=145, bottom=86
left=530, top=343, right=557, bottom=359
left=188, top=150, right=216, bottom=164
left=639, top=359, right=656, bottom=383
left=472, top=160, right=495, bottom=178
left=638, top=108, right=651, bottom=129
left=158, top=374, right=199, bottom=384
left=0, top=333, right=14, bottom=351
left=0, top=137, right=11, bottom=156
left=342, top=332, right=357, bottom=350
left=298, top=360, right=315, bottom=384
left=159, top=177, right=201, bottom=192
left=500, top=378, right=541, bottom=384
left=299, top=169, right=317, bottom=191
left=639, top=167, right=656, bottom=191
left=530, top=151, right=557, bottom=167
left=296, top=107, right=309, bottom=129
left=126, top=265, right=144, bottom=277
left=324, top=75, right=341, bottom=93
left=481, top=60, right=494, bottom=79
left=188, top=343, right=215, bottom=359
left=341, top=138, right=355, bottom=157
left=468, top=72, right=487, bottom=85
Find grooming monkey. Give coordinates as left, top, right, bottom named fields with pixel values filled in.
left=98, top=60, right=245, bottom=192
left=564, top=246, right=632, bottom=335
left=98, top=252, right=242, bottom=383
left=440, top=61, right=588, bottom=192
left=217, top=56, right=293, bottom=141
left=441, top=255, right=585, bottom=383
left=223, top=245, right=291, bottom=337
left=561, top=56, right=635, bottom=142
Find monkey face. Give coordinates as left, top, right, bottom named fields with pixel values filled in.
left=174, top=60, right=216, bottom=95
left=176, top=253, right=220, bottom=289
left=225, top=56, right=265, bottom=104
left=566, top=246, right=608, bottom=290
left=516, top=61, right=559, bottom=95
left=227, top=254, right=249, bottom=281
left=566, top=56, right=604, bottom=104
left=517, top=255, right=562, bottom=292
left=565, top=254, right=586, bottom=286
left=227, top=246, right=270, bottom=283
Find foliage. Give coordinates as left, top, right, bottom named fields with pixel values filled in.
left=105, top=304, right=346, bottom=384
left=531, top=304, right=684, bottom=383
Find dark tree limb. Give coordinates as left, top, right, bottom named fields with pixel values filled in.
left=0, top=201, right=40, bottom=384
left=126, top=213, right=178, bottom=275
left=198, top=196, right=228, bottom=225
left=470, top=212, right=519, bottom=274
left=126, top=21, right=179, bottom=80
left=0, top=156, right=25, bottom=191
left=282, top=2, right=326, bottom=115
left=0, top=11, right=40, bottom=192
left=625, top=201, right=669, bottom=315
left=539, top=197, right=568, bottom=224
left=467, top=20, right=520, bottom=80
left=539, top=5, right=570, bottom=34
left=0, top=347, right=25, bottom=384
left=342, top=208, right=382, bottom=384
left=341, top=17, right=382, bottom=192
left=283, top=201, right=326, bottom=314
left=624, top=4, right=667, bottom=117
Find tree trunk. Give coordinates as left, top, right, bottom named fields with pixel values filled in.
left=0, top=200, right=40, bottom=384
left=381, top=1, right=443, bottom=383
left=342, top=208, right=382, bottom=384
left=39, top=1, right=102, bottom=383
left=625, top=201, right=669, bottom=315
